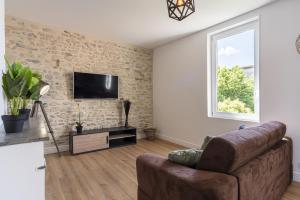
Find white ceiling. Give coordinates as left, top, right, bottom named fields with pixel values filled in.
left=5, top=0, right=276, bottom=49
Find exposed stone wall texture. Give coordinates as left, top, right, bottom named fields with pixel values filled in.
left=5, top=16, right=153, bottom=151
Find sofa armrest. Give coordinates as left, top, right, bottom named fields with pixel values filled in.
left=136, top=153, right=238, bottom=200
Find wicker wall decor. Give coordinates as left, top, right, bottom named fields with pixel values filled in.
left=296, top=34, right=300, bottom=54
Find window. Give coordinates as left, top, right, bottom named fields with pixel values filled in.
left=208, top=18, right=259, bottom=122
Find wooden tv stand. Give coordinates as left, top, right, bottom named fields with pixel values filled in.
left=69, top=126, right=137, bottom=155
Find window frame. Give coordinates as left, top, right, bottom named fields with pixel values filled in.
left=207, top=17, right=260, bottom=122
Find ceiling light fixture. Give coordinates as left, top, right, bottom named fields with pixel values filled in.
left=166, top=0, right=195, bottom=21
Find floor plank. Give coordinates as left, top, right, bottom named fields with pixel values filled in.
left=282, top=182, right=300, bottom=200
left=46, top=139, right=300, bottom=200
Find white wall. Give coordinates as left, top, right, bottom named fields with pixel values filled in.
left=0, top=0, right=5, bottom=117
left=153, top=0, right=300, bottom=180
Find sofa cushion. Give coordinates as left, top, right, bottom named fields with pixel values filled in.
left=196, top=121, right=286, bottom=173
left=168, top=149, right=203, bottom=167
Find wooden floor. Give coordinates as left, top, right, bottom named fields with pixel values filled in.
left=46, top=139, right=300, bottom=200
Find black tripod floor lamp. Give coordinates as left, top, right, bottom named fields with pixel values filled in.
left=30, top=81, right=61, bottom=156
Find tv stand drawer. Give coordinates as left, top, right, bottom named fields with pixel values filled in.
left=72, top=132, right=109, bottom=154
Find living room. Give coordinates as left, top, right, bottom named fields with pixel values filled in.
left=0, top=0, right=299, bottom=200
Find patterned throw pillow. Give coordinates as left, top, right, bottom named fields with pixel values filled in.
left=168, top=149, right=203, bottom=167
left=168, top=136, right=214, bottom=168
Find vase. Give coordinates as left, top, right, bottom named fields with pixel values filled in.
left=124, top=100, right=131, bottom=128
left=125, top=115, right=129, bottom=128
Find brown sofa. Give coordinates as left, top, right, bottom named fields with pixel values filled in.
left=136, top=121, right=293, bottom=200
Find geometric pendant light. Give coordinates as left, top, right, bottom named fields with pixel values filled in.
left=166, top=0, right=195, bottom=21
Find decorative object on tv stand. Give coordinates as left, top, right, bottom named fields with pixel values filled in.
left=296, top=34, right=300, bottom=54
left=30, top=80, right=61, bottom=156
left=75, top=103, right=84, bottom=133
left=166, top=0, right=195, bottom=21
left=144, top=128, right=157, bottom=141
left=1, top=59, right=40, bottom=133
left=123, top=99, right=131, bottom=128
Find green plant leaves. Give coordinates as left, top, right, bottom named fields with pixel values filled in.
left=28, top=83, right=41, bottom=100
left=10, top=97, right=23, bottom=116
left=2, top=58, right=42, bottom=115
left=217, top=66, right=254, bottom=114
left=25, top=72, right=42, bottom=101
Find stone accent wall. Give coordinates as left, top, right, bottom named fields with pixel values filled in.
left=5, top=16, right=153, bottom=151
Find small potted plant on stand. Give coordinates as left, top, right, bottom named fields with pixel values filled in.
left=75, top=104, right=84, bottom=134
left=1, top=61, right=32, bottom=133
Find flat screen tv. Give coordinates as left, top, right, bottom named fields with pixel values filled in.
left=74, top=72, right=118, bottom=99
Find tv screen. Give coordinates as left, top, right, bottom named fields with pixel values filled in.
left=74, top=72, right=118, bottom=99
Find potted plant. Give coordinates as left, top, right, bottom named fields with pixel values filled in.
left=75, top=104, right=84, bottom=133
left=1, top=61, right=32, bottom=133
left=19, top=71, right=41, bottom=120
left=19, top=99, right=31, bottom=120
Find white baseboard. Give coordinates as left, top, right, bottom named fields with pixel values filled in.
left=294, top=172, right=300, bottom=183
left=157, top=134, right=201, bottom=149
left=45, top=144, right=69, bottom=155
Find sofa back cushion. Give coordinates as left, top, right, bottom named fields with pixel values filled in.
left=196, top=121, right=286, bottom=173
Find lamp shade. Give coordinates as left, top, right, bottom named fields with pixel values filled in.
left=39, top=81, right=50, bottom=96
left=166, top=0, right=195, bottom=21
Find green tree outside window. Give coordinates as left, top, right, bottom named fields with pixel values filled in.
left=217, top=66, right=254, bottom=114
